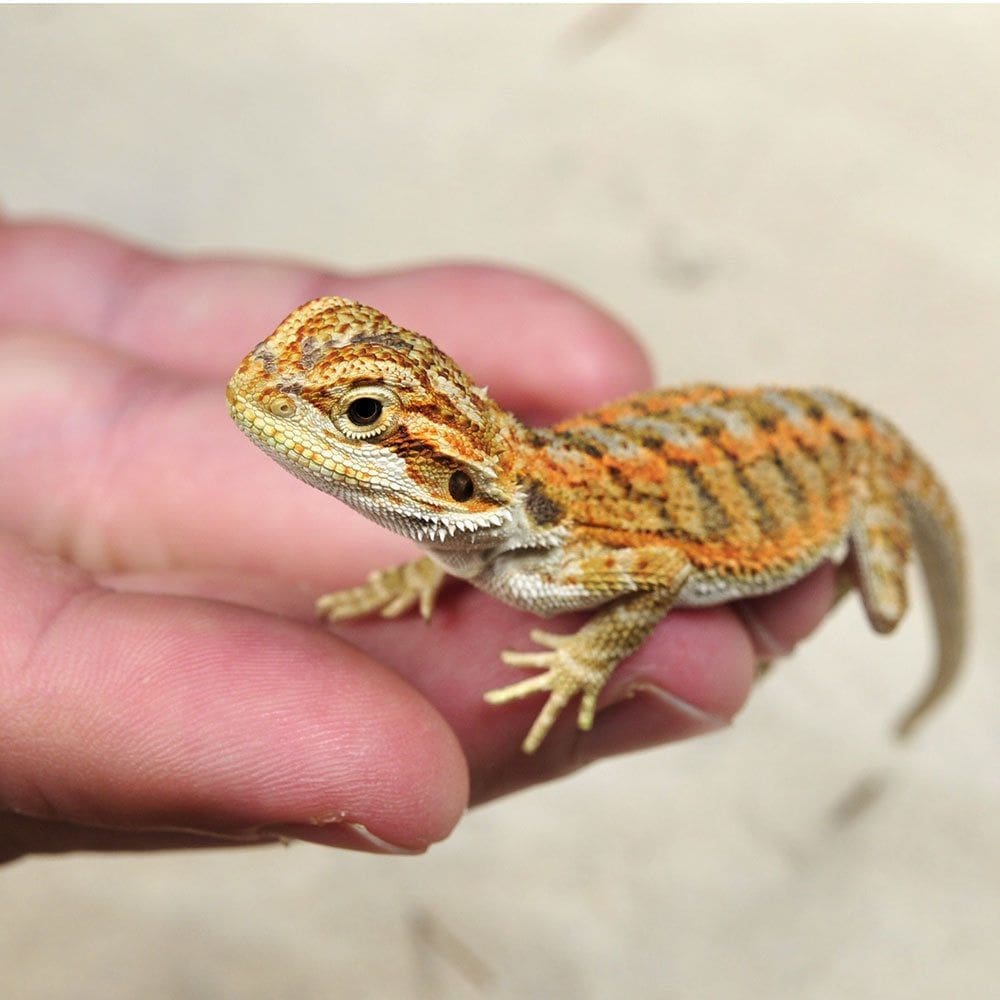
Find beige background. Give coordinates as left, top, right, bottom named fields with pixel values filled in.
left=1, top=6, right=998, bottom=999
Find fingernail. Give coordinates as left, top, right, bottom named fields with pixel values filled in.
left=262, top=818, right=426, bottom=855
left=623, top=681, right=731, bottom=731
left=735, top=603, right=789, bottom=660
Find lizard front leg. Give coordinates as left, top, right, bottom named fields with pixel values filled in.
left=485, top=548, right=692, bottom=753
left=316, top=556, right=446, bottom=622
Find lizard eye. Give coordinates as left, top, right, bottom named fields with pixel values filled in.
left=449, top=469, right=475, bottom=502
left=268, top=394, right=296, bottom=417
left=334, top=386, right=398, bottom=440
left=346, top=397, right=383, bottom=426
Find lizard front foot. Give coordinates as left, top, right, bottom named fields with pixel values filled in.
left=484, top=629, right=612, bottom=754
left=316, top=557, right=445, bottom=622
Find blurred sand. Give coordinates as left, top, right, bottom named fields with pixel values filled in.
left=1, top=6, right=997, bottom=998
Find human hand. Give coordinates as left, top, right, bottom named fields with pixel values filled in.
left=0, top=219, right=838, bottom=861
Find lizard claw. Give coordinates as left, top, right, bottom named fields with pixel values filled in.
left=316, top=557, right=445, bottom=623
left=486, top=633, right=608, bottom=753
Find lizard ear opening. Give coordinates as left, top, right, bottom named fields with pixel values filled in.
left=448, top=469, right=475, bottom=502
left=267, top=394, right=296, bottom=417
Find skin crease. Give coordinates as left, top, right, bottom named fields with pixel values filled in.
left=0, top=218, right=837, bottom=862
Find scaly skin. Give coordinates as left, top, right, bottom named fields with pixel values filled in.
left=227, top=297, right=967, bottom=753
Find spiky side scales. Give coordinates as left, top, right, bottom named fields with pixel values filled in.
left=227, top=297, right=967, bottom=752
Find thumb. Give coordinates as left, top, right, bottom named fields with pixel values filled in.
left=0, top=534, right=468, bottom=858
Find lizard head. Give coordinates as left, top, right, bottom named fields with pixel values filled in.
left=227, top=297, right=525, bottom=547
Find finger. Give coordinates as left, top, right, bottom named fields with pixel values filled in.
left=0, top=330, right=417, bottom=580
left=0, top=219, right=651, bottom=416
left=259, top=568, right=838, bottom=804
left=0, top=813, right=282, bottom=864
left=0, top=534, right=468, bottom=855
left=334, top=592, right=752, bottom=803
left=736, top=562, right=840, bottom=659
left=104, top=548, right=838, bottom=802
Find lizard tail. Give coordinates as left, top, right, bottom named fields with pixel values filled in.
left=894, top=455, right=968, bottom=739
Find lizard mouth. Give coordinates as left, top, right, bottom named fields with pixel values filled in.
left=394, top=509, right=511, bottom=546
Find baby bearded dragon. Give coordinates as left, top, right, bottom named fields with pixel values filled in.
left=226, top=297, right=967, bottom=753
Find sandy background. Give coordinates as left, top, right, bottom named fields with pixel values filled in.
left=1, top=6, right=998, bottom=998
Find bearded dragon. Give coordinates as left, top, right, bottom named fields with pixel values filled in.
left=226, top=297, right=967, bottom=753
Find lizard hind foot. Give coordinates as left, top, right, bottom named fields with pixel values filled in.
left=485, top=629, right=608, bottom=754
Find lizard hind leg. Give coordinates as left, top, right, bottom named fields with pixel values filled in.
left=849, top=473, right=912, bottom=636
left=847, top=468, right=948, bottom=738
left=839, top=446, right=966, bottom=740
